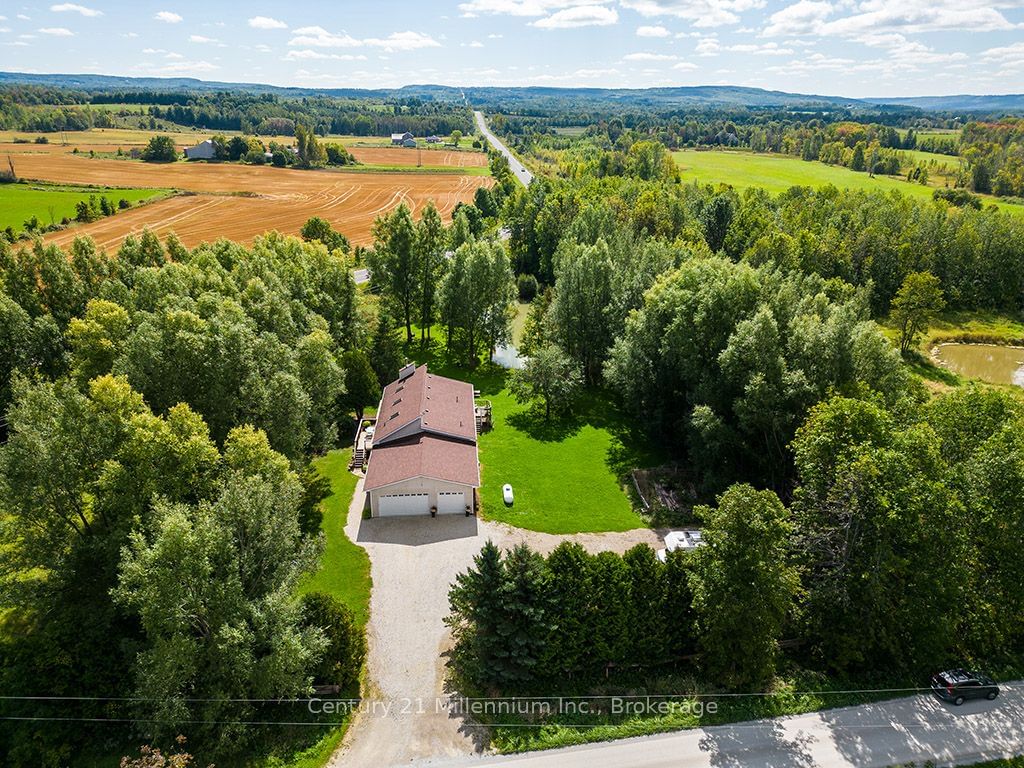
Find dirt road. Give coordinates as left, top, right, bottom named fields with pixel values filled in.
left=333, top=477, right=661, bottom=768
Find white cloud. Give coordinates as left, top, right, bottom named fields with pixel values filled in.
left=189, top=34, right=218, bottom=43
left=765, top=0, right=1018, bottom=40
left=248, top=16, right=287, bottom=30
left=762, top=0, right=832, bottom=36
left=0, top=27, right=9, bottom=33
left=465, top=39, right=485, bottom=47
left=165, top=51, right=184, bottom=59
left=623, top=51, right=677, bottom=60
left=728, top=41, right=794, bottom=55
left=284, top=49, right=367, bottom=60
left=38, top=26, right=74, bottom=36
left=50, top=3, right=102, bottom=16
left=142, top=47, right=164, bottom=54
left=637, top=24, right=670, bottom=36
left=17, top=14, right=31, bottom=20
left=122, top=31, right=138, bottom=38
left=695, top=36, right=720, bottom=54
left=532, top=5, right=619, bottom=28
left=364, top=31, right=442, bottom=50
left=673, top=61, right=698, bottom=69
left=288, top=27, right=441, bottom=51
left=289, top=26, right=360, bottom=47
left=621, top=0, right=766, bottom=27
left=155, top=11, right=182, bottom=23
left=487, top=32, right=504, bottom=38
left=457, top=0, right=599, bottom=17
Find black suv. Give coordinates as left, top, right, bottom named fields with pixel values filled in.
left=930, top=669, right=999, bottom=705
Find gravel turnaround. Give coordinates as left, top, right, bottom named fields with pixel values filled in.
left=331, top=477, right=661, bottom=768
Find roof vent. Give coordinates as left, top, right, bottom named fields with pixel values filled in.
left=398, top=362, right=416, bottom=381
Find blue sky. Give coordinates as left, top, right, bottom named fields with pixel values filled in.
left=1, top=1, right=1022, bottom=97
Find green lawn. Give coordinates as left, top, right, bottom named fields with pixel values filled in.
left=406, top=331, right=661, bottom=534
left=672, top=149, right=1024, bottom=215
left=0, top=182, right=168, bottom=233
left=300, top=448, right=371, bottom=628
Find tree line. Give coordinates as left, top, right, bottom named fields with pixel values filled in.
left=0, top=230, right=378, bottom=764
left=449, top=385, right=1024, bottom=693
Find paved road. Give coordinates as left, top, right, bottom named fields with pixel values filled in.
left=413, top=683, right=1024, bottom=768
left=474, top=110, right=533, bottom=186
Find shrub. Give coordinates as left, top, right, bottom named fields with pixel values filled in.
left=517, top=273, right=538, bottom=302
left=300, top=592, right=365, bottom=688
left=118, top=198, right=131, bottom=210
left=933, top=188, right=982, bottom=209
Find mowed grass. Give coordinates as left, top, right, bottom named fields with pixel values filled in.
left=0, top=182, right=167, bottom=232
left=299, top=448, right=371, bottom=628
left=406, top=328, right=660, bottom=534
left=673, top=149, right=1024, bottom=215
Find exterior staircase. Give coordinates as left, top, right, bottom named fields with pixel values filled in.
left=352, top=446, right=366, bottom=470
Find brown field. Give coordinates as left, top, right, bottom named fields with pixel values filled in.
left=10, top=152, right=490, bottom=250
left=347, top=146, right=488, bottom=168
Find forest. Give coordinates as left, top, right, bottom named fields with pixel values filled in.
left=0, top=85, right=474, bottom=136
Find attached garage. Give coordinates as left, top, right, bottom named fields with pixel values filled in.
left=437, top=491, right=467, bottom=514
left=377, top=492, right=430, bottom=517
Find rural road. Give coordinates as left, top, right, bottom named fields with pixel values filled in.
left=474, top=111, right=534, bottom=186
left=414, top=682, right=1024, bottom=768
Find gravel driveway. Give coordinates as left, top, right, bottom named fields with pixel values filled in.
left=331, top=476, right=662, bottom=768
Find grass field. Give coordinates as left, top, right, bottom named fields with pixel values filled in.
left=405, top=327, right=659, bottom=534
left=0, top=182, right=168, bottom=233
left=300, top=448, right=371, bottom=628
left=673, top=149, right=1024, bottom=215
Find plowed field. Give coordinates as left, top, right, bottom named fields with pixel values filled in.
left=347, top=146, right=487, bottom=167
left=11, top=152, right=490, bottom=249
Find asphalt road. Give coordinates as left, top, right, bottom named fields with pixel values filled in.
left=474, top=110, right=534, bottom=187
left=414, top=683, right=1024, bottom=768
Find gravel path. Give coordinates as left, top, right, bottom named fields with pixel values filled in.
left=331, top=476, right=661, bottom=768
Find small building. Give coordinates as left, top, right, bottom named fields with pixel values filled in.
left=184, top=139, right=216, bottom=160
left=364, top=363, right=479, bottom=517
left=401, top=137, right=417, bottom=148
left=391, top=131, right=414, bottom=145
left=425, top=135, right=442, bottom=144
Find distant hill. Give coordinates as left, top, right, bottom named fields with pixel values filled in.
left=1, top=71, right=1021, bottom=113
left=869, top=94, right=1024, bottom=112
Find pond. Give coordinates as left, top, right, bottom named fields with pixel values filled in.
left=491, top=343, right=525, bottom=370
left=933, top=343, right=1024, bottom=388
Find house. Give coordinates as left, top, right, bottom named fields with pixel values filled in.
left=425, top=135, right=442, bottom=144
left=184, top=139, right=216, bottom=160
left=364, top=363, right=480, bottom=517
left=401, top=137, right=417, bottom=148
left=391, top=131, right=414, bottom=145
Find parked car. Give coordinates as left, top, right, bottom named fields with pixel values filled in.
left=502, top=484, right=514, bottom=505
left=930, top=669, right=999, bottom=705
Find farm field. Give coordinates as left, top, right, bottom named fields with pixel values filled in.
left=673, top=149, right=1024, bottom=214
left=347, top=145, right=487, bottom=168
left=11, top=151, right=489, bottom=249
left=0, top=182, right=167, bottom=232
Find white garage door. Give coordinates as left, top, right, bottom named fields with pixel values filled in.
left=377, top=493, right=429, bottom=517
left=437, top=491, right=467, bottom=515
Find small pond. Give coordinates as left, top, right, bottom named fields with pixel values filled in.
left=933, top=343, right=1024, bottom=388
left=491, top=343, right=525, bottom=370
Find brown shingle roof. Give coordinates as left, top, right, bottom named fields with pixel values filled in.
left=373, top=365, right=476, bottom=446
left=364, top=433, right=480, bottom=491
